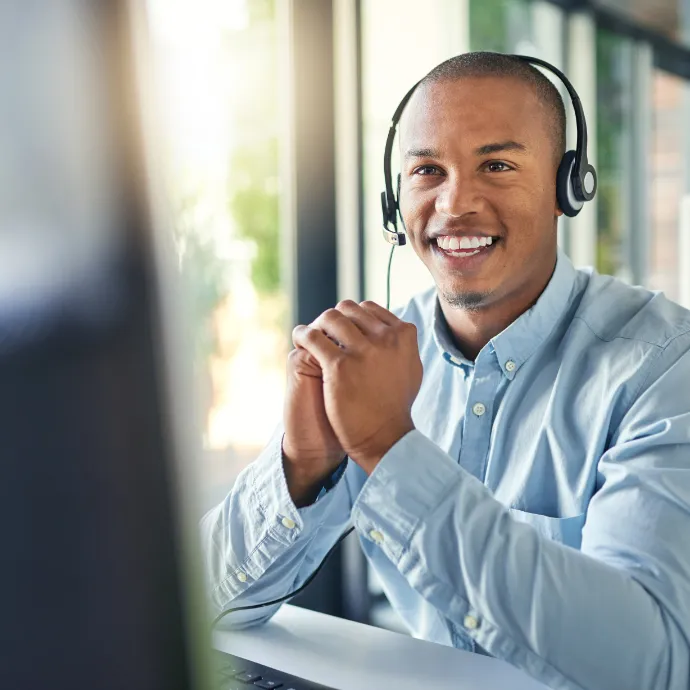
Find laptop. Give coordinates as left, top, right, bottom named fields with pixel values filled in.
left=0, top=2, right=335, bottom=688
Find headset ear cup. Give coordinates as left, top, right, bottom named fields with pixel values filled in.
left=556, top=150, right=584, bottom=218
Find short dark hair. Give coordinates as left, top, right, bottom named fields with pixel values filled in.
left=419, top=52, right=566, bottom=165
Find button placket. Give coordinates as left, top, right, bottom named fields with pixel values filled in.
left=458, top=358, right=498, bottom=481
left=472, top=402, right=486, bottom=416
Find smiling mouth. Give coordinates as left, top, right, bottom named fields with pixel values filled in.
left=433, top=234, right=501, bottom=258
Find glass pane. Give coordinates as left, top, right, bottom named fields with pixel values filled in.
left=595, top=30, right=634, bottom=281
left=649, top=70, right=687, bottom=300
left=147, top=0, right=289, bottom=513
left=593, top=0, right=690, bottom=49
left=470, top=0, right=533, bottom=53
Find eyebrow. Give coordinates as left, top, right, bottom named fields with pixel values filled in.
left=404, top=147, right=440, bottom=160
left=474, top=141, right=527, bottom=155
left=404, top=140, right=528, bottom=160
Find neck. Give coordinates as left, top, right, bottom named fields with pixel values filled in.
left=440, top=256, right=557, bottom=361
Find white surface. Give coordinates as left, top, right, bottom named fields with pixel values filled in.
left=214, top=604, right=549, bottom=690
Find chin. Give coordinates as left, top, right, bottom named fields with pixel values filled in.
left=440, top=287, right=492, bottom=311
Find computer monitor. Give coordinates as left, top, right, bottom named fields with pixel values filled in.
left=0, top=3, right=209, bottom=689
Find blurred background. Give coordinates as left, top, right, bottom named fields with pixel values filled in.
left=144, top=0, right=690, bottom=632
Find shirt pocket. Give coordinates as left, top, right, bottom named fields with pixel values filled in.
left=508, top=509, right=586, bottom=549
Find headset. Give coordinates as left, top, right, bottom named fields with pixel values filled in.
left=380, top=54, right=598, bottom=249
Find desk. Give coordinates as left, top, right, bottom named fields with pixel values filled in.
left=214, top=604, right=549, bottom=690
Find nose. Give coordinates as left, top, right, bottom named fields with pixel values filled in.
left=435, top=171, right=483, bottom=218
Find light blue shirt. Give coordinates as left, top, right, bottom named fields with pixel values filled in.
left=201, top=248, right=690, bottom=690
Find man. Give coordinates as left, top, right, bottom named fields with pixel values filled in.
left=202, top=53, right=690, bottom=690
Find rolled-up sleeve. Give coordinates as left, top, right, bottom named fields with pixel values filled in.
left=352, top=336, right=690, bottom=690
left=201, top=426, right=355, bottom=627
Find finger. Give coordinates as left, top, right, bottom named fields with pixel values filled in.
left=335, top=300, right=384, bottom=337
left=292, top=325, right=342, bottom=365
left=287, top=347, right=322, bottom=378
left=359, top=300, right=400, bottom=327
left=311, top=308, right=368, bottom=351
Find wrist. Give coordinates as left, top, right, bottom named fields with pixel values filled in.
left=349, top=421, right=414, bottom=475
left=281, top=438, right=346, bottom=508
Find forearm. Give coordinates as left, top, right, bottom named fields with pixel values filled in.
left=200, top=429, right=354, bottom=628
left=352, top=431, right=688, bottom=690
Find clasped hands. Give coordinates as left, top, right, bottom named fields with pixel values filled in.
left=282, top=299, right=422, bottom=506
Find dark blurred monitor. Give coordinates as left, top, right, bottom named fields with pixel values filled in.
left=0, top=3, right=207, bottom=689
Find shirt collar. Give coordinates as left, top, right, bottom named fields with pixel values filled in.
left=432, top=247, right=577, bottom=380
left=432, top=300, right=474, bottom=376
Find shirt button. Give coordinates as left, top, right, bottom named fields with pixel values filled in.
left=236, top=571, right=247, bottom=583
left=472, top=402, right=486, bottom=416
left=281, top=516, right=296, bottom=530
left=369, top=529, right=384, bottom=545
left=505, top=360, right=516, bottom=372
left=463, top=614, right=479, bottom=630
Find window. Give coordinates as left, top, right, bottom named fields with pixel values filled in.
left=649, top=69, right=688, bottom=300
left=595, top=29, right=635, bottom=281
left=146, top=0, right=289, bottom=513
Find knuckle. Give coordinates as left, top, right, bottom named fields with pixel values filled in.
left=402, top=321, right=418, bottom=337
left=336, top=299, right=357, bottom=311
left=322, top=307, right=341, bottom=322
left=303, top=327, right=321, bottom=344
left=375, top=328, right=396, bottom=348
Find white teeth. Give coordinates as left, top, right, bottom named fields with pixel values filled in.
left=435, top=235, right=496, bottom=251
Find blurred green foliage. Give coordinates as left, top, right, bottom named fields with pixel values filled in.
left=229, top=139, right=281, bottom=295
left=227, top=0, right=281, bottom=296
left=595, top=29, right=626, bottom=277
left=470, top=0, right=531, bottom=52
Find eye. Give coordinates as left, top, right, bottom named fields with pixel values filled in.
left=413, top=165, right=442, bottom=176
left=484, top=161, right=512, bottom=173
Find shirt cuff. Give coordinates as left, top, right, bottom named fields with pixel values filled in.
left=209, top=430, right=351, bottom=603
left=352, top=428, right=463, bottom=562
left=247, top=430, right=347, bottom=541
left=314, top=456, right=349, bottom=501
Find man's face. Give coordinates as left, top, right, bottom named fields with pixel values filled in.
left=399, top=76, right=562, bottom=311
